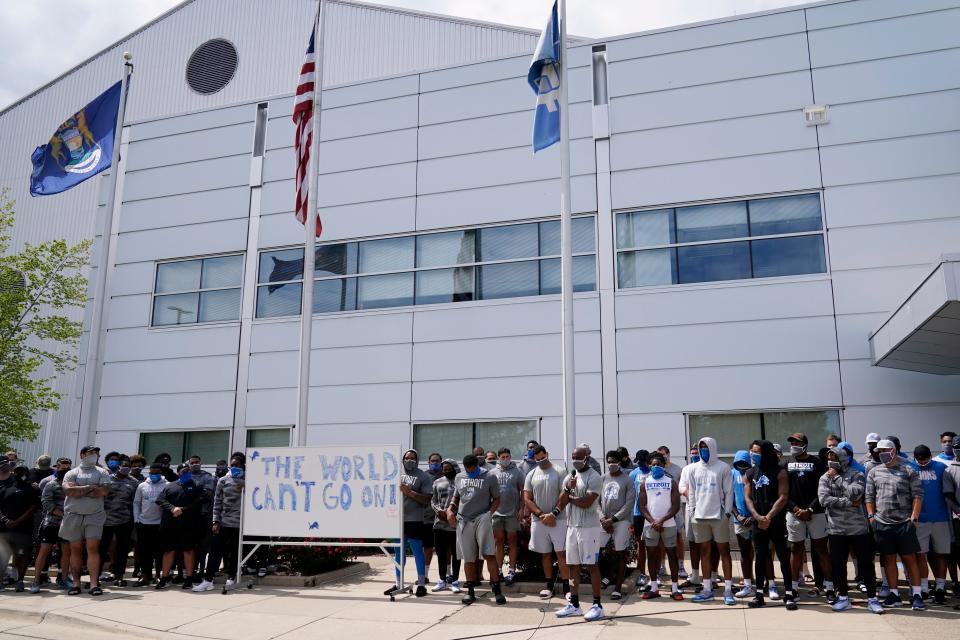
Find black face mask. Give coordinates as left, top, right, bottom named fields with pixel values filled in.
left=444, top=471, right=456, bottom=480
left=215, top=467, right=228, bottom=478
left=55, top=469, right=69, bottom=481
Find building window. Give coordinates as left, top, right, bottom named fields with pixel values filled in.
left=246, top=428, right=290, bottom=448
left=687, top=410, right=841, bottom=460
left=616, top=194, right=826, bottom=289
left=413, top=421, right=538, bottom=461
left=254, top=216, right=597, bottom=318
left=152, top=254, right=243, bottom=326
left=138, top=430, right=231, bottom=465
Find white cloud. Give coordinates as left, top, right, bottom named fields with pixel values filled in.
left=0, top=0, right=810, bottom=109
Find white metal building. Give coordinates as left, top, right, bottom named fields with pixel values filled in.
left=3, top=0, right=960, bottom=466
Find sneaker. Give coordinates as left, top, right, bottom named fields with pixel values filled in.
left=878, top=586, right=891, bottom=599
left=635, top=573, right=649, bottom=587
left=431, top=580, right=448, bottom=592
left=867, top=598, right=884, bottom=614
left=921, top=591, right=930, bottom=601
left=584, top=604, right=604, bottom=621
left=641, top=590, right=661, bottom=600
left=768, top=587, right=781, bottom=601
left=658, top=565, right=667, bottom=577
left=858, top=581, right=869, bottom=594
left=494, top=590, right=506, bottom=605
left=415, top=585, right=427, bottom=598
left=171, top=574, right=184, bottom=585
left=192, top=580, right=215, bottom=592
left=678, top=567, right=689, bottom=580
left=134, top=577, right=152, bottom=588
left=671, top=591, right=684, bottom=601
left=225, top=579, right=237, bottom=590
left=504, top=571, right=515, bottom=587
left=912, top=594, right=926, bottom=611
left=825, top=590, right=837, bottom=605
left=14, top=580, right=24, bottom=593
left=461, top=593, right=476, bottom=605
left=797, top=575, right=807, bottom=587
left=724, top=593, right=736, bottom=606
left=785, top=598, right=798, bottom=611
left=832, top=597, right=852, bottom=612
left=692, top=591, right=715, bottom=603
left=181, top=577, right=194, bottom=590
left=747, top=596, right=766, bottom=608
left=155, top=577, right=171, bottom=590
left=735, top=585, right=755, bottom=598
left=29, top=581, right=40, bottom=594
left=679, top=579, right=697, bottom=589
left=952, top=582, right=960, bottom=598
left=610, top=591, right=622, bottom=600
left=383, top=584, right=401, bottom=596
left=881, top=592, right=903, bottom=608
left=555, top=603, right=583, bottom=618
left=449, top=581, right=462, bottom=594
left=934, top=588, right=947, bottom=605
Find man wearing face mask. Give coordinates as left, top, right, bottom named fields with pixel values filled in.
left=194, top=454, right=245, bottom=592
left=386, top=449, right=433, bottom=597
left=598, top=450, right=635, bottom=600
left=421, top=452, right=443, bottom=582
left=430, top=459, right=462, bottom=594
left=127, top=455, right=147, bottom=483
left=100, top=452, right=138, bottom=586
left=518, top=440, right=541, bottom=478
left=555, top=446, right=604, bottom=621
left=155, top=464, right=205, bottom=590
left=60, top=445, right=111, bottom=595
left=0, top=461, right=39, bottom=592
left=484, top=451, right=498, bottom=469
left=214, top=460, right=229, bottom=480
left=943, top=435, right=960, bottom=599
left=687, top=438, right=735, bottom=605
left=446, top=453, right=505, bottom=605
left=186, top=455, right=217, bottom=580
left=578, top=442, right=602, bottom=475
left=491, top=448, right=525, bottom=586
left=784, top=433, right=833, bottom=602
left=637, top=453, right=682, bottom=601
left=133, top=462, right=167, bottom=587
left=909, top=445, right=953, bottom=604
left=32, top=458, right=72, bottom=593
left=679, top=445, right=704, bottom=590
left=731, top=450, right=756, bottom=599
left=863, top=433, right=882, bottom=472
left=523, top=445, right=570, bottom=599
left=154, top=453, right=178, bottom=482
left=617, top=447, right=635, bottom=472
left=629, top=449, right=651, bottom=590
left=866, top=439, right=925, bottom=610
left=656, top=446, right=688, bottom=580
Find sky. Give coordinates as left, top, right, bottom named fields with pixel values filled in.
left=0, top=0, right=810, bottom=109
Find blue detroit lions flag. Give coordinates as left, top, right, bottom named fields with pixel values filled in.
left=30, top=81, right=123, bottom=196
left=528, top=1, right=561, bottom=153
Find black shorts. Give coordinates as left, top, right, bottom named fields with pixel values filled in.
left=1, top=531, right=33, bottom=557
left=873, top=521, right=921, bottom=556
left=162, top=527, right=201, bottom=552
left=39, top=524, right=64, bottom=545
left=403, top=521, right=429, bottom=541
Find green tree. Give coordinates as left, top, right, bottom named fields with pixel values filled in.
left=0, top=189, right=91, bottom=448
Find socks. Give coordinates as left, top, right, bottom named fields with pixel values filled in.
left=744, top=579, right=753, bottom=587
left=792, top=581, right=799, bottom=592
left=725, top=579, right=733, bottom=594
left=650, top=580, right=659, bottom=593
left=921, top=579, right=929, bottom=592
left=691, top=570, right=701, bottom=583
left=593, top=596, right=601, bottom=606
left=704, top=578, right=713, bottom=593
left=561, top=579, right=570, bottom=594
left=823, top=580, right=833, bottom=590
left=911, top=586, right=922, bottom=596
left=418, top=576, right=426, bottom=586
left=570, top=594, right=580, bottom=608
left=936, top=578, right=946, bottom=590
left=671, top=581, right=680, bottom=593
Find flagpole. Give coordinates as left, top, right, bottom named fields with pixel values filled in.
left=557, top=0, right=577, bottom=461
left=296, top=0, right=326, bottom=447
left=77, top=53, right=133, bottom=452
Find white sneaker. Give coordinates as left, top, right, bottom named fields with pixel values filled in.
left=584, top=604, right=604, bottom=621
left=449, top=581, right=462, bottom=594
left=678, top=567, right=688, bottom=580
left=224, top=579, right=236, bottom=590
left=431, top=580, right=448, bottom=592
left=555, top=603, right=583, bottom=618
left=192, top=580, right=215, bottom=592
left=768, top=587, right=781, bottom=601
left=735, top=585, right=755, bottom=598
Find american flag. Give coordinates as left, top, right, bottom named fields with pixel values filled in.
left=293, top=26, right=322, bottom=237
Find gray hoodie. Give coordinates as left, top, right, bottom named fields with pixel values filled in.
left=817, top=446, right=868, bottom=536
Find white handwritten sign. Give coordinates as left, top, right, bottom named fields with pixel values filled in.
left=243, top=445, right=402, bottom=539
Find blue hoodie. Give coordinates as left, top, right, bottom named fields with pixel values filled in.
left=731, top=450, right=750, bottom=518
left=909, top=458, right=951, bottom=522
left=839, top=442, right=866, bottom=475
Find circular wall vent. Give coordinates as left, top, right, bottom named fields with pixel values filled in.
left=186, top=38, right=238, bottom=95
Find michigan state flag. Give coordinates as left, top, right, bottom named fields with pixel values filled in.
left=29, top=81, right=123, bottom=196
left=528, top=1, right=561, bottom=152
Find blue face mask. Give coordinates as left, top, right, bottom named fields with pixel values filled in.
left=650, top=466, right=665, bottom=480
left=526, top=450, right=535, bottom=460
left=466, top=467, right=482, bottom=479
left=230, top=467, right=244, bottom=479
left=178, top=472, right=192, bottom=484
left=107, top=460, right=120, bottom=471
left=638, top=465, right=650, bottom=475
left=749, top=452, right=762, bottom=467
left=699, top=448, right=710, bottom=463
left=428, top=462, right=441, bottom=473
left=690, top=454, right=700, bottom=464
left=149, top=473, right=162, bottom=483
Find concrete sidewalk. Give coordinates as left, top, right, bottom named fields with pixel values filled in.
left=0, top=558, right=952, bottom=640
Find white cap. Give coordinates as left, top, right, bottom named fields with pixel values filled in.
left=865, top=432, right=881, bottom=444
left=876, top=439, right=895, bottom=450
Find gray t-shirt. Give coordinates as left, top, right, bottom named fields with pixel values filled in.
left=524, top=465, right=565, bottom=520
left=63, top=465, right=112, bottom=516
left=563, top=467, right=602, bottom=528
left=492, top=462, right=525, bottom=517
left=400, top=467, right=433, bottom=523
left=600, top=471, right=635, bottom=521
left=454, top=470, right=499, bottom=521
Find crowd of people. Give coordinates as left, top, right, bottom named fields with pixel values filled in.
left=390, top=432, right=960, bottom=621
left=0, top=446, right=246, bottom=595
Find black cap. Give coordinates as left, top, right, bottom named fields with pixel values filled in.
left=56, top=457, right=73, bottom=466
left=787, top=433, right=808, bottom=445
left=79, top=445, right=100, bottom=455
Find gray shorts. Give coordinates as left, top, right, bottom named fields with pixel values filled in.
left=674, top=508, right=686, bottom=533
left=692, top=517, right=730, bottom=544
left=684, top=507, right=695, bottom=540
left=917, top=521, right=952, bottom=555
left=734, top=519, right=753, bottom=540
left=59, top=511, right=106, bottom=543
left=642, top=524, right=678, bottom=548
left=491, top=514, right=521, bottom=533
left=457, top=512, right=495, bottom=562
left=786, top=512, right=828, bottom=542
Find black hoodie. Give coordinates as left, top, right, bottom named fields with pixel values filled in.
left=745, top=441, right=785, bottom=519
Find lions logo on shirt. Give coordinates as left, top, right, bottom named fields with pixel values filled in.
left=603, top=482, right=620, bottom=501
left=752, top=474, right=771, bottom=489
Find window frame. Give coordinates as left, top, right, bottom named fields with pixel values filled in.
left=684, top=408, right=844, bottom=460
left=151, top=252, right=245, bottom=328
left=254, top=215, right=599, bottom=319
left=137, top=428, right=233, bottom=465
left=615, top=192, right=828, bottom=290
left=411, top=418, right=541, bottom=462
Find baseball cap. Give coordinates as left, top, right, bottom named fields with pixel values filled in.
left=36, top=455, right=52, bottom=470
left=865, top=433, right=881, bottom=445
left=79, top=445, right=100, bottom=455
left=787, top=433, right=808, bottom=445
left=876, top=439, right=895, bottom=450
left=55, top=457, right=72, bottom=466
left=773, top=443, right=783, bottom=454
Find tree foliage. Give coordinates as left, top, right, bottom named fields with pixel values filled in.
left=0, top=189, right=91, bottom=448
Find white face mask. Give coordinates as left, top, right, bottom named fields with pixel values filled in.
left=81, top=454, right=98, bottom=467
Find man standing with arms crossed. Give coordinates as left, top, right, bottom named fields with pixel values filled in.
left=491, top=447, right=525, bottom=586
left=60, top=445, right=111, bottom=595
left=555, top=446, right=604, bottom=621
left=687, top=437, right=736, bottom=605
left=523, top=445, right=570, bottom=599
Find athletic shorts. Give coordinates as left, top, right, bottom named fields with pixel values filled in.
left=873, top=521, right=921, bottom=556
left=491, top=514, right=521, bottom=533
left=674, top=508, right=685, bottom=533
left=597, top=520, right=632, bottom=552
left=39, top=524, right=64, bottom=545
left=161, top=527, right=201, bottom=553
left=734, top=519, right=753, bottom=540
left=692, top=517, right=730, bottom=544
left=642, top=523, right=678, bottom=548
left=0, top=531, right=33, bottom=557
left=786, top=512, right=828, bottom=542
left=565, top=526, right=602, bottom=566
left=403, top=521, right=429, bottom=541
left=684, top=507, right=696, bottom=540
left=457, top=512, right=495, bottom=562
left=59, top=511, right=105, bottom=543
left=917, top=521, right=952, bottom=555
left=529, top=517, right=567, bottom=553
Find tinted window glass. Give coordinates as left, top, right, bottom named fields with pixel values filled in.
left=357, top=272, right=414, bottom=309
left=156, top=260, right=201, bottom=293
left=677, top=241, right=751, bottom=284
left=199, top=289, right=241, bottom=322
left=416, top=230, right=476, bottom=268
left=479, top=223, right=538, bottom=261
left=676, top=202, right=748, bottom=243
left=617, top=249, right=677, bottom=288
left=540, top=255, right=596, bottom=294
left=616, top=209, right=674, bottom=249
left=749, top=194, right=822, bottom=236
left=153, top=293, right=199, bottom=326
left=479, top=261, right=539, bottom=299
left=313, top=277, right=356, bottom=313
left=256, top=282, right=302, bottom=318
left=359, top=236, right=414, bottom=273
left=259, top=249, right=303, bottom=284
left=200, top=255, right=243, bottom=289
left=315, top=243, right=358, bottom=277
left=751, top=236, right=826, bottom=278
left=415, top=267, right=474, bottom=305
left=539, top=217, right=596, bottom=255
